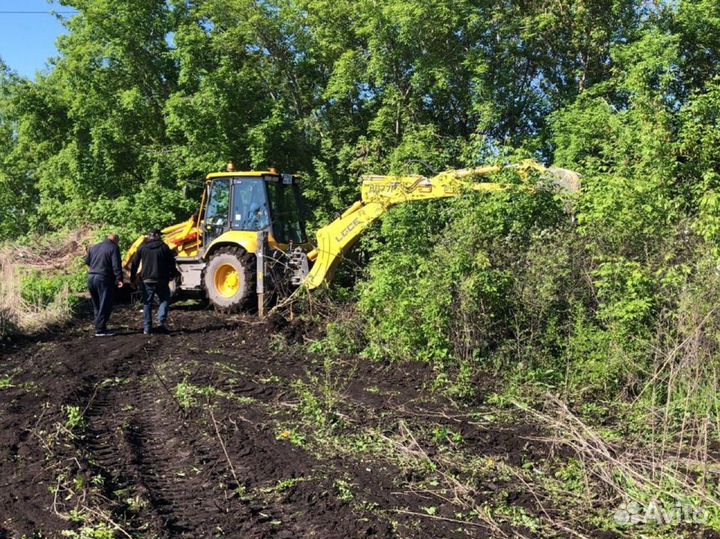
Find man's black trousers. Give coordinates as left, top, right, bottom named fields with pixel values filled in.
left=88, top=274, right=114, bottom=332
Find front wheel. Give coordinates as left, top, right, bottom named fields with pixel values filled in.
left=203, top=246, right=255, bottom=312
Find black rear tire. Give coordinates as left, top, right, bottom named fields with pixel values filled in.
left=202, top=246, right=255, bottom=312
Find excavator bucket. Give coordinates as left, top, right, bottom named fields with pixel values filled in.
left=547, top=167, right=581, bottom=193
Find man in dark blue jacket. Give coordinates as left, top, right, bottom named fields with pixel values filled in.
left=85, top=234, right=124, bottom=337
left=130, top=230, right=179, bottom=335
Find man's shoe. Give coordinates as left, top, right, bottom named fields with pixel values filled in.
left=94, top=330, right=116, bottom=337
left=143, top=328, right=152, bottom=335
left=156, top=325, right=170, bottom=335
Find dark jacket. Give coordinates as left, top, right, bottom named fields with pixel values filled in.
left=130, top=239, right=178, bottom=283
left=85, top=239, right=122, bottom=282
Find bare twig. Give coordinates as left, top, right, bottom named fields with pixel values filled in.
left=507, top=465, right=591, bottom=539
left=146, top=349, right=184, bottom=413
left=81, top=505, right=133, bottom=539
left=209, top=407, right=240, bottom=486
left=523, top=394, right=720, bottom=511
left=52, top=476, right=66, bottom=520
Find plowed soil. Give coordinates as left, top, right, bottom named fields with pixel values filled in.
left=0, top=304, right=628, bottom=538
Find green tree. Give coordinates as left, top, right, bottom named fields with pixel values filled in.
left=0, top=60, right=38, bottom=239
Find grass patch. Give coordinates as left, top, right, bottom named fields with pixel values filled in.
left=0, top=228, right=94, bottom=337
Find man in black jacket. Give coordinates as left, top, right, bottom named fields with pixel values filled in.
left=85, top=234, right=124, bottom=337
left=130, top=230, right=179, bottom=335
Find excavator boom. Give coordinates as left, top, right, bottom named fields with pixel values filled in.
left=303, top=161, right=579, bottom=289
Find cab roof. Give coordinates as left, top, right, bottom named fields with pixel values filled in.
left=206, top=171, right=275, bottom=180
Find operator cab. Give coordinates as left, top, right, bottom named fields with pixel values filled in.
left=202, top=171, right=308, bottom=250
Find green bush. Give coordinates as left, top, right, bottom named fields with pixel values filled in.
left=358, top=167, right=568, bottom=365
left=21, top=272, right=66, bottom=306
left=355, top=158, right=720, bottom=414
left=20, top=268, right=85, bottom=309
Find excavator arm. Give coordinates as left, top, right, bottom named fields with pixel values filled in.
left=121, top=215, right=200, bottom=277
left=303, top=161, right=579, bottom=289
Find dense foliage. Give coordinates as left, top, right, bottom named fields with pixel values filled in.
left=2, top=0, right=720, bottom=415
left=0, top=0, right=660, bottom=238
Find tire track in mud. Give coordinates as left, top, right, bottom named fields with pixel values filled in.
left=73, top=341, right=262, bottom=538
left=119, top=376, right=248, bottom=536
left=72, top=334, right=390, bottom=538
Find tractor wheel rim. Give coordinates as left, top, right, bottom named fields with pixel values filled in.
left=215, top=264, right=240, bottom=298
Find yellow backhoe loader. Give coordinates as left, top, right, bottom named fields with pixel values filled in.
left=122, top=161, right=579, bottom=313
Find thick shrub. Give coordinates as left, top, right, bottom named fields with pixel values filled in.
left=356, top=161, right=716, bottom=406
left=358, top=168, right=569, bottom=365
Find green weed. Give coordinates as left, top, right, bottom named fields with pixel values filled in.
left=276, top=428, right=306, bottom=446
left=64, top=405, right=85, bottom=431
left=174, top=381, right=227, bottom=409
left=61, top=523, right=115, bottom=539
left=334, top=479, right=355, bottom=502
left=269, top=333, right=289, bottom=353
left=431, top=426, right=463, bottom=446
left=261, top=477, right=308, bottom=495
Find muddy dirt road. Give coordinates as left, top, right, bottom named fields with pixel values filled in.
left=0, top=305, right=623, bottom=538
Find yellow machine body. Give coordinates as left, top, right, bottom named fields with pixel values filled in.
left=122, top=170, right=307, bottom=268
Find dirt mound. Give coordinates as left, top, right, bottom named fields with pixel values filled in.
left=1, top=226, right=95, bottom=272
left=0, top=227, right=96, bottom=337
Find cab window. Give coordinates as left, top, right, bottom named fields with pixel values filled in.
left=231, top=179, right=270, bottom=230
left=206, top=178, right=231, bottom=227
left=268, top=182, right=307, bottom=244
